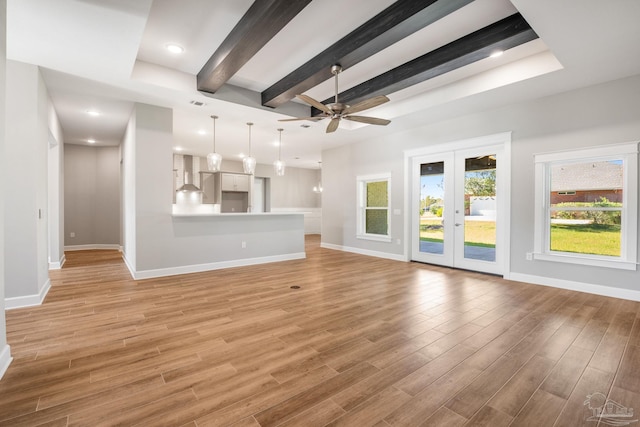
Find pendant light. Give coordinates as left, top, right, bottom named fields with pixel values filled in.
left=206, top=115, right=222, bottom=171
left=243, top=122, right=256, bottom=174
left=313, top=161, right=323, bottom=193
left=273, top=128, right=286, bottom=176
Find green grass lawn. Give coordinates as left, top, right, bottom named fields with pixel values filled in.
left=420, top=219, right=621, bottom=256
left=420, top=219, right=496, bottom=247
left=550, top=223, right=621, bottom=256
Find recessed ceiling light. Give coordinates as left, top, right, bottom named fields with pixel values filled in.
left=174, top=147, right=183, bottom=152
left=166, top=44, right=184, bottom=54
left=490, top=50, right=504, bottom=58
left=239, top=153, right=246, bottom=159
left=86, top=110, right=100, bottom=117
left=197, top=130, right=206, bottom=135
left=87, top=139, right=96, bottom=144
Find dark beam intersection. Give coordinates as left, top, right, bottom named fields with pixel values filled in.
left=311, top=13, right=538, bottom=116
left=261, top=0, right=474, bottom=108
left=197, top=0, right=311, bottom=95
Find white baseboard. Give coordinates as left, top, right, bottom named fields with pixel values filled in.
left=64, top=244, right=121, bottom=251
left=49, top=254, right=66, bottom=270
left=509, top=272, right=640, bottom=302
left=320, top=242, right=407, bottom=262
left=127, top=252, right=307, bottom=280
left=0, top=344, right=12, bottom=380
left=122, top=253, right=135, bottom=279
left=5, top=279, right=51, bottom=310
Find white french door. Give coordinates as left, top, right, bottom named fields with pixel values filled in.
left=411, top=145, right=505, bottom=275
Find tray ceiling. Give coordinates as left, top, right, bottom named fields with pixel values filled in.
left=6, top=0, right=640, bottom=168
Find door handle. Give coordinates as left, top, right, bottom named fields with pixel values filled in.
left=455, top=223, right=462, bottom=226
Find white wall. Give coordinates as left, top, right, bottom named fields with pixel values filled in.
left=122, top=104, right=305, bottom=278
left=122, top=112, right=136, bottom=271
left=254, top=163, right=321, bottom=209
left=48, top=105, right=65, bottom=268
left=0, top=0, right=13, bottom=379
left=323, top=135, right=405, bottom=256
left=64, top=144, right=120, bottom=248
left=322, top=74, right=640, bottom=298
left=243, top=160, right=321, bottom=234
left=4, top=61, right=50, bottom=306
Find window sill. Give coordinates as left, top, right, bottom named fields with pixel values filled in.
left=357, top=234, right=392, bottom=243
left=533, top=252, right=637, bottom=271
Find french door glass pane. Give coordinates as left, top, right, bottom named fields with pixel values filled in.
left=419, top=162, right=445, bottom=254
left=464, top=155, right=496, bottom=261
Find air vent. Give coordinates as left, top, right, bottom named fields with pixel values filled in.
left=190, top=100, right=206, bottom=106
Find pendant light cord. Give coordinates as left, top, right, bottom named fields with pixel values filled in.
left=211, top=115, right=218, bottom=153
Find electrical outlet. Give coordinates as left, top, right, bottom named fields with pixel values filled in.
left=526, top=252, right=533, bottom=261
left=241, top=241, right=246, bottom=249
left=70, top=232, right=76, bottom=238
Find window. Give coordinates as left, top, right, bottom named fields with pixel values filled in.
left=357, top=173, right=391, bottom=242
left=534, top=142, right=638, bottom=270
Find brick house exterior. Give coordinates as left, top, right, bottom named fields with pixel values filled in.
left=550, top=161, right=623, bottom=204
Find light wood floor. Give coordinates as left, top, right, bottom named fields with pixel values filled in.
left=2, top=235, right=639, bottom=426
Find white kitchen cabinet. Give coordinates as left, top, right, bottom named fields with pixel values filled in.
left=198, top=172, right=252, bottom=212
left=220, top=173, right=250, bottom=192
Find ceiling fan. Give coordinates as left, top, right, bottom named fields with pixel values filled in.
left=279, top=64, right=391, bottom=133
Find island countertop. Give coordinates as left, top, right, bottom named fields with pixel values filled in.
left=171, top=211, right=306, bottom=217
left=171, top=204, right=307, bottom=217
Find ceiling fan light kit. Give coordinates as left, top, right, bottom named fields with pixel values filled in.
left=280, top=64, right=391, bottom=133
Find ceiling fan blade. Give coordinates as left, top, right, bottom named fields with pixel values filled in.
left=343, top=95, right=389, bottom=115
left=326, top=118, right=340, bottom=133
left=278, top=116, right=325, bottom=122
left=296, top=94, right=332, bottom=115
left=343, top=115, right=391, bottom=126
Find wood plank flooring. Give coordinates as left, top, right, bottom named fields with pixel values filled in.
left=2, top=235, right=639, bottom=426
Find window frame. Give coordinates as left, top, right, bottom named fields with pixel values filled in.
left=356, top=173, right=392, bottom=242
left=533, top=142, right=638, bottom=270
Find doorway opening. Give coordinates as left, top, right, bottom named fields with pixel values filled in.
left=408, top=133, right=510, bottom=275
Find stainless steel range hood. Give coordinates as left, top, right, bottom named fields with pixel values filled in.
left=176, top=155, right=201, bottom=192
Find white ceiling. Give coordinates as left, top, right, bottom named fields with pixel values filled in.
left=6, top=0, right=640, bottom=169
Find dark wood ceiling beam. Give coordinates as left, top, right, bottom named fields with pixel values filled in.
left=197, top=0, right=311, bottom=94
left=261, top=0, right=474, bottom=108
left=313, top=13, right=538, bottom=115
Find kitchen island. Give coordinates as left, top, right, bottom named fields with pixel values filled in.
left=124, top=207, right=305, bottom=279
